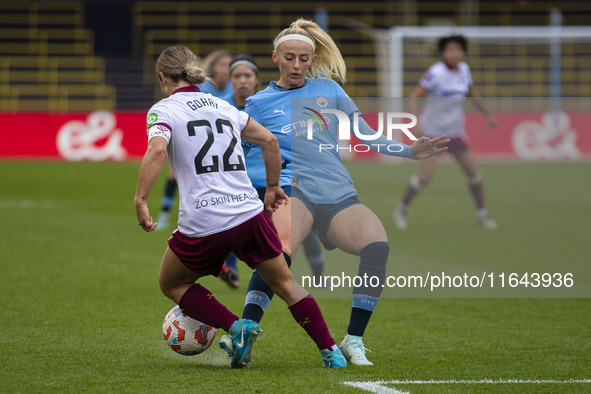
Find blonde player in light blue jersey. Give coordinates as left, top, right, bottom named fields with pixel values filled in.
left=199, top=50, right=234, bottom=98
left=235, top=19, right=449, bottom=366
left=394, top=35, right=498, bottom=230
left=227, top=53, right=329, bottom=285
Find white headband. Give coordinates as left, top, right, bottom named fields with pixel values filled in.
left=230, top=60, right=258, bottom=72
left=274, top=34, right=315, bottom=51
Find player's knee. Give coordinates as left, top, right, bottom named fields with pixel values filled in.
left=159, top=277, right=172, bottom=295
left=359, top=241, right=389, bottom=276
left=273, top=270, right=294, bottom=300
left=158, top=275, right=181, bottom=302
left=467, top=174, right=482, bottom=185
left=268, top=276, right=292, bottom=300
left=159, top=282, right=176, bottom=302
left=257, top=261, right=291, bottom=299
left=414, top=173, right=432, bottom=187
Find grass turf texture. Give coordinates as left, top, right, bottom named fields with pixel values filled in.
left=0, top=160, right=589, bottom=393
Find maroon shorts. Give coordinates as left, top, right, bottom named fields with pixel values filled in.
left=446, top=135, right=470, bottom=154
left=168, top=211, right=283, bottom=277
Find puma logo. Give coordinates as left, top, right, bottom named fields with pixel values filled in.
left=274, top=106, right=285, bottom=115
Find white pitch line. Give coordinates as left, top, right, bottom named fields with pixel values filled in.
left=343, top=381, right=408, bottom=394
left=343, top=379, right=591, bottom=393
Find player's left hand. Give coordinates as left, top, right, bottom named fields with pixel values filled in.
left=136, top=203, right=157, bottom=232
left=410, top=135, right=450, bottom=159
left=264, top=186, right=289, bottom=214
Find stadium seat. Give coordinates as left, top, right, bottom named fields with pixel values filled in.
left=0, top=1, right=115, bottom=111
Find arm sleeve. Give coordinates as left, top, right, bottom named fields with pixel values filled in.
left=234, top=109, right=250, bottom=131
left=419, top=68, right=435, bottom=90
left=147, top=124, right=171, bottom=143
left=465, top=64, right=474, bottom=87
left=240, top=119, right=255, bottom=157
left=245, top=96, right=262, bottom=122
left=231, top=106, right=252, bottom=155
left=242, top=97, right=262, bottom=154
left=333, top=80, right=359, bottom=116
left=146, top=104, right=173, bottom=139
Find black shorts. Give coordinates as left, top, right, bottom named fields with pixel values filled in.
left=292, top=188, right=362, bottom=250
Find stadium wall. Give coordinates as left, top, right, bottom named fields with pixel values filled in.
left=2, top=110, right=590, bottom=161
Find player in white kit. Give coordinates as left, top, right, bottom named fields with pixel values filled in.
left=394, top=35, right=498, bottom=230
left=134, top=46, right=347, bottom=368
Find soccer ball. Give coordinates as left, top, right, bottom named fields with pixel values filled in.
left=162, top=305, right=217, bottom=356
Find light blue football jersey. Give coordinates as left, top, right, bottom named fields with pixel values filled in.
left=243, top=79, right=354, bottom=202
left=245, top=78, right=411, bottom=203
left=198, top=80, right=234, bottom=99
left=222, top=92, right=246, bottom=111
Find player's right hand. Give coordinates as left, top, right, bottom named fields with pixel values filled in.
left=136, top=203, right=157, bottom=232
left=264, top=186, right=289, bottom=214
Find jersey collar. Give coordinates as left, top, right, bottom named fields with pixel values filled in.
left=441, top=60, right=459, bottom=72
left=171, top=85, right=201, bottom=95
left=270, top=79, right=308, bottom=92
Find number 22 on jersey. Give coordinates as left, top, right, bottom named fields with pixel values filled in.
left=187, top=118, right=246, bottom=175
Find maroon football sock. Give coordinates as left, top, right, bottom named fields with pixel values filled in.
left=179, top=284, right=238, bottom=332
left=468, top=179, right=485, bottom=209
left=289, top=296, right=335, bottom=350
left=401, top=183, right=420, bottom=206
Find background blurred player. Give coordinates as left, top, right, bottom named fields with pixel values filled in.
left=135, top=45, right=346, bottom=369
left=394, top=35, right=498, bottom=230
left=236, top=19, right=448, bottom=366
left=220, top=53, right=263, bottom=287
left=199, top=50, right=234, bottom=98
left=223, top=54, right=259, bottom=110
left=155, top=171, right=177, bottom=229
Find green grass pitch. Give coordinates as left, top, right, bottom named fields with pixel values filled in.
left=0, top=160, right=589, bottom=393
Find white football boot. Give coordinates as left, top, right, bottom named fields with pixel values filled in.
left=478, top=216, right=498, bottom=230
left=393, top=203, right=408, bottom=230
left=339, top=334, right=374, bottom=366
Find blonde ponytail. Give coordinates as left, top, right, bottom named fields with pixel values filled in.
left=184, top=60, right=207, bottom=85
left=156, top=46, right=206, bottom=85
left=274, top=18, right=346, bottom=83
